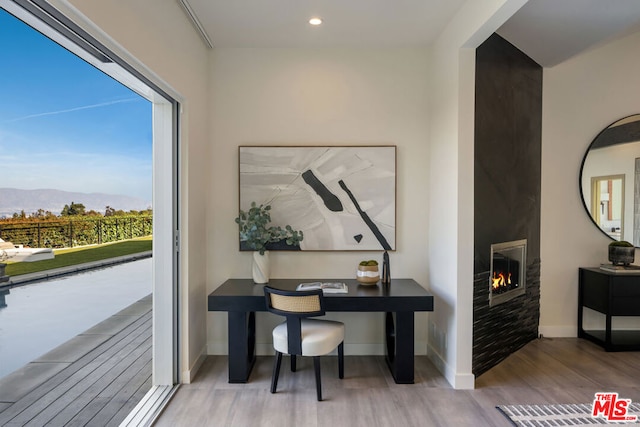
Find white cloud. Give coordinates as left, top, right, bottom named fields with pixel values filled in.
left=2, top=98, right=140, bottom=123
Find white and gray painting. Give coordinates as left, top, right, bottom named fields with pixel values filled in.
left=239, top=146, right=396, bottom=251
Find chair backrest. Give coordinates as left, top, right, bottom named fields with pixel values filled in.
left=263, top=286, right=325, bottom=317
left=263, top=286, right=326, bottom=355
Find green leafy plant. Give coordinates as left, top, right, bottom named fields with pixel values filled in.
left=235, top=202, right=303, bottom=255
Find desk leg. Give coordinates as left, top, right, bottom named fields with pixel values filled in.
left=385, top=311, right=414, bottom=384
left=227, top=311, right=256, bottom=383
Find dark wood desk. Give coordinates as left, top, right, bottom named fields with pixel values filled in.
left=208, top=278, right=434, bottom=384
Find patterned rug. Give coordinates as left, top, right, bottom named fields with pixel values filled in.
left=497, top=403, right=640, bottom=426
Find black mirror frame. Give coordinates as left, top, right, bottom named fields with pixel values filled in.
left=579, top=114, right=640, bottom=246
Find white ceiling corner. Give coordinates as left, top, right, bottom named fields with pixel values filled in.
left=180, top=0, right=640, bottom=67
left=180, top=0, right=467, bottom=48
left=497, top=0, right=640, bottom=67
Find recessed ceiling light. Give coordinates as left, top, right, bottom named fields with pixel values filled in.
left=309, top=17, right=322, bottom=26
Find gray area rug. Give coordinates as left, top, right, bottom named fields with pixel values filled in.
left=497, top=403, right=640, bottom=426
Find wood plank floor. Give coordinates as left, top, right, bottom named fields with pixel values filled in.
left=0, top=295, right=152, bottom=427
left=154, top=337, right=640, bottom=427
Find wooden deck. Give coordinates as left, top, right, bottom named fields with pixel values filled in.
left=0, top=294, right=152, bottom=426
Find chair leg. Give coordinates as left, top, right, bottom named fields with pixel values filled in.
left=313, top=356, right=322, bottom=401
left=338, top=341, right=344, bottom=379
left=271, top=351, right=283, bottom=393
left=291, top=354, right=296, bottom=372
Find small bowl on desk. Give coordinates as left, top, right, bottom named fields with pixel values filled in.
left=357, top=262, right=380, bottom=285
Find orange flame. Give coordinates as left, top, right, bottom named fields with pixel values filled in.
left=492, top=271, right=512, bottom=289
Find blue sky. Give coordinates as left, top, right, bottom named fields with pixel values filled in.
left=0, top=10, right=152, bottom=202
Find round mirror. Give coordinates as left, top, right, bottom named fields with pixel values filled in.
left=580, top=114, right=640, bottom=246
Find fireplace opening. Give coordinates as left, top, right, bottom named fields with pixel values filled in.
left=489, top=239, right=526, bottom=306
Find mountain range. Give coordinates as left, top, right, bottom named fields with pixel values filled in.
left=0, top=188, right=151, bottom=217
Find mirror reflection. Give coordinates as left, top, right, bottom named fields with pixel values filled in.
left=580, top=114, right=640, bottom=246
left=589, top=175, right=624, bottom=240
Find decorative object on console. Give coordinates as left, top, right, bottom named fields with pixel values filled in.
left=239, top=146, right=396, bottom=251
left=357, top=259, right=379, bottom=284
left=608, top=240, right=635, bottom=266
left=599, top=263, right=640, bottom=273
left=235, top=202, right=304, bottom=284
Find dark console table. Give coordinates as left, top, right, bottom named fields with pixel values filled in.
left=208, top=278, right=434, bottom=384
left=578, top=267, right=640, bottom=351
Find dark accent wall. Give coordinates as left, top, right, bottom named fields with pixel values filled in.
left=473, top=34, right=542, bottom=377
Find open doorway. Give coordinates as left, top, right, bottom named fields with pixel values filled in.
left=590, top=174, right=625, bottom=240
left=0, top=0, right=179, bottom=424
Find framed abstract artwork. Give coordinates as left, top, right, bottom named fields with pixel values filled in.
left=238, top=145, right=396, bottom=251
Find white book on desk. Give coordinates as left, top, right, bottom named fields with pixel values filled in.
left=296, top=282, right=348, bottom=293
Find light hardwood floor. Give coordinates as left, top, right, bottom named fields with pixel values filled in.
left=154, top=338, right=640, bottom=427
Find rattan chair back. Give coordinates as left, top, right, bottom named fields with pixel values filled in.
left=269, top=292, right=321, bottom=313
left=264, top=286, right=325, bottom=318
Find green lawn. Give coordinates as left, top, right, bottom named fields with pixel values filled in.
left=4, top=237, right=152, bottom=277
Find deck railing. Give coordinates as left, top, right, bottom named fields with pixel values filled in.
left=0, top=215, right=152, bottom=248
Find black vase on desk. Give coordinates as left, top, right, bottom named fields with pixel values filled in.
left=382, top=251, right=390, bottom=288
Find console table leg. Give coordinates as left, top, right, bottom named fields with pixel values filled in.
left=605, top=313, right=612, bottom=351
left=227, top=311, right=256, bottom=383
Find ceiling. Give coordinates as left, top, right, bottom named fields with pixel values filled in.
left=497, top=0, right=640, bottom=66
left=180, top=0, right=467, bottom=48
left=182, top=0, right=640, bottom=67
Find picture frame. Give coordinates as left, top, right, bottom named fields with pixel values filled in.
left=238, top=145, right=396, bottom=251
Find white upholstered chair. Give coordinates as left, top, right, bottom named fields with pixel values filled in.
left=263, top=286, right=345, bottom=401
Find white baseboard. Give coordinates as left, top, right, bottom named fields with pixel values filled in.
left=427, top=345, right=475, bottom=390
left=181, top=347, right=207, bottom=384
left=452, top=372, right=475, bottom=389
left=538, top=326, right=577, bottom=338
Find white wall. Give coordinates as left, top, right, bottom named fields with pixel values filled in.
left=428, top=0, right=528, bottom=389
left=205, top=1, right=530, bottom=390
left=206, top=48, right=431, bottom=356
left=541, top=30, right=640, bottom=337
left=58, top=0, right=211, bottom=382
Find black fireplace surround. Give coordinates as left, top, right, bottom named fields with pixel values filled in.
left=473, top=33, right=542, bottom=377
